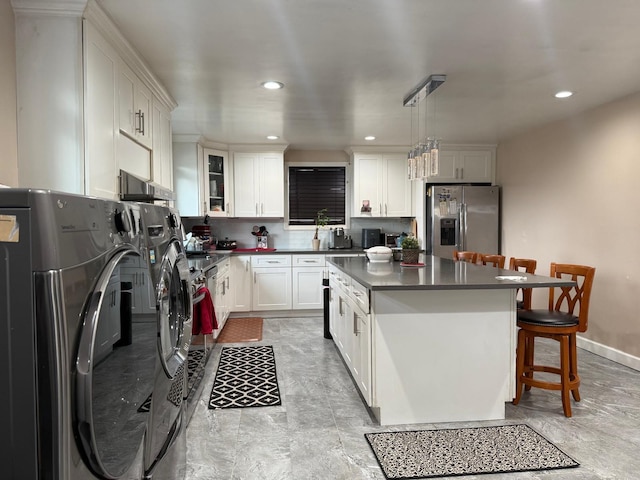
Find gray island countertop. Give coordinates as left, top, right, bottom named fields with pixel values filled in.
left=326, top=255, right=574, bottom=291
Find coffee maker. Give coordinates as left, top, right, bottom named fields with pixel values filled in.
left=329, top=228, right=352, bottom=249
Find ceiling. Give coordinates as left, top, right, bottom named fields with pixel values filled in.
left=97, top=0, right=640, bottom=151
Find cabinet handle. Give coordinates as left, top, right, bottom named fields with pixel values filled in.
left=245, top=261, right=249, bottom=272
left=353, top=314, right=358, bottom=336
left=254, top=272, right=257, bottom=283
left=461, top=167, right=464, bottom=178
left=385, top=204, right=388, bottom=216
left=204, top=201, right=207, bottom=212
left=379, top=203, right=382, bottom=214
left=135, top=110, right=145, bottom=135
left=455, top=167, right=459, bottom=179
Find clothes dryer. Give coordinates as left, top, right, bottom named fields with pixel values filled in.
left=138, top=203, right=192, bottom=480
left=0, top=189, right=157, bottom=480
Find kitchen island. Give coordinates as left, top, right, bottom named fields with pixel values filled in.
left=326, top=255, right=574, bottom=425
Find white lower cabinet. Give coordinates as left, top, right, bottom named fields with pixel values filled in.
left=215, top=258, right=231, bottom=326
left=328, top=265, right=373, bottom=406
left=230, top=255, right=252, bottom=312
left=291, top=254, right=325, bottom=310
left=251, top=255, right=292, bottom=310
left=119, top=256, right=155, bottom=315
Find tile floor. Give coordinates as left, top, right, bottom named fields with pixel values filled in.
left=185, top=317, right=640, bottom=479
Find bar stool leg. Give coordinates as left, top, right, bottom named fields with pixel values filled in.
left=560, top=335, right=572, bottom=417
left=524, top=333, right=534, bottom=391
left=569, top=333, right=581, bottom=402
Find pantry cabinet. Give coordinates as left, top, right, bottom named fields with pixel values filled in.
left=352, top=152, right=412, bottom=217
left=232, top=151, right=285, bottom=218
left=428, top=147, right=495, bottom=184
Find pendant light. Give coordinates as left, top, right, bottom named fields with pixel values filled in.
left=404, top=75, right=446, bottom=180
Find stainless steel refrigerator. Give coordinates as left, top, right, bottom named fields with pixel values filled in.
left=426, top=185, right=500, bottom=258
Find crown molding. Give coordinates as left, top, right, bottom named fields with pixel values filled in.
left=11, top=0, right=88, bottom=16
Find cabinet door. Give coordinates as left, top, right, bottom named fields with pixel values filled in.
left=356, top=312, right=372, bottom=405
left=458, top=150, right=493, bottom=183
left=353, top=154, right=383, bottom=216
left=230, top=255, right=252, bottom=312
left=382, top=154, right=413, bottom=216
left=152, top=98, right=173, bottom=190
left=292, top=266, right=324, bottom=309
left=203, top=149, right=232, bottom=217
left=119, top=62, right=152, bottom=149
left=232, top=153, right=258, bottom=217
left=429, top=150, right=458, bottom=183
left=84, top=21, right=118, bottom=200
left=252, top=267, right=292, bottom=310
left=259, top=154, right=284, bottom=217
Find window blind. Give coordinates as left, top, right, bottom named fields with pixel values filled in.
left=288, top=166, right=346, bottom=226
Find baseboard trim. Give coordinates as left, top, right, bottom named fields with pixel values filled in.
left=577, top=336, right=640, bottom=372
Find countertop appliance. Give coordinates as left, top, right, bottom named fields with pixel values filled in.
left=329, top=227, right=353, bottom=249
left=0, top=189, right=156, bottom=480
left=426, top=185, right=500, bottom=258
left=385, top=233, right=400, bottom=248
left=362, top=228, right=383, bottom=249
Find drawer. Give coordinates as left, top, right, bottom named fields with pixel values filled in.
left=216, top=258, right=230, bottom=276
left=251, top=255, right=291, bottom=267
left=350, top=278, right=370, bottom=313
left=292, top=254, right=325, bottom=267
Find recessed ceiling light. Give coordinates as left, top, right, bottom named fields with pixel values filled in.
left=262, top=81, right=284, bottom=90
left=365, top=136, right=376, bottom=141
left=266, top=135, right=279, bottom=140
left=555, top=90, right=573, bottom=99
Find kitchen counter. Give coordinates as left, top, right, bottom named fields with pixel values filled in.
left=326, top=255, right=573, bottom=291
left=326, top=255, right=575, bottom=426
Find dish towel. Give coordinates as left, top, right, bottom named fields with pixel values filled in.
left=192, top=285, right=218, bottom=334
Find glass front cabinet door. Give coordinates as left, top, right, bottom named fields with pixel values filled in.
left=203, top=148, right=232, bottom=217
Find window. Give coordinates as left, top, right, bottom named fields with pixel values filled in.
left=288, top=166, right=346, bottom=226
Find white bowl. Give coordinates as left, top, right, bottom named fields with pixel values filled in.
left=365, top=246, right=392, bottom=263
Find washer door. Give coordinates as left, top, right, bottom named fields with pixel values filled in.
left=156, top=239, right=192, bottom=379
left=76, top=247, right=156, bottom=479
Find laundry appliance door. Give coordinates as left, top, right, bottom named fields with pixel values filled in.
left=146, top=238, right=192, bottom=475
left=75, top=246, right=156, bottom=479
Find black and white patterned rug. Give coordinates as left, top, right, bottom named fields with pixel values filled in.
left=365, top=424, right=579, bottom=479
left=208, top=345, right=281, bottom=409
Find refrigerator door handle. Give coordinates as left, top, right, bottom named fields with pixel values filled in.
left=459, top=203, right=467, bottom=251
left=456, top=206, right=462, bottom=250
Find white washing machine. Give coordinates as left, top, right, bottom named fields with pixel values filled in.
left=138, top=203, right=192, bottom=480
left=0, top=189, right=157, bottom=479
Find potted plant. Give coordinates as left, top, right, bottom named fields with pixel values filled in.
left=313, top=208, right=329, bottom=250
left=400, top=234, right=420, bottom=264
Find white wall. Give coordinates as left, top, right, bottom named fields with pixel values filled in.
left=0, top=0, right=18, bottom=187
left=497, top=91, right=640, bottom=359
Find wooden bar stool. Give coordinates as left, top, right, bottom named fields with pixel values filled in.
left=512, top=263, right=596, bottom=417
left=479, top=254, right=506, bottom=268
left=452, top=250, right=478, bottom=263
left=509, top=257, right=537, bottom=310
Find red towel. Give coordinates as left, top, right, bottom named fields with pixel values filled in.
left=192, top=286, right=218, bottom=334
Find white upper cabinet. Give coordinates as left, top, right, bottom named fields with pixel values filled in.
left=203, top=148, right=232, bottom=217
left=151, top=97, right=173, bottom=190
left=84, top=20, right=119, bottom=200
left=428, top=147, right=495, bottom=184
left=232, top=150, right=285, bottom=218
left=352, top=152, right=412, bottom=217
left=119, top=61, right=153, bottom=149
